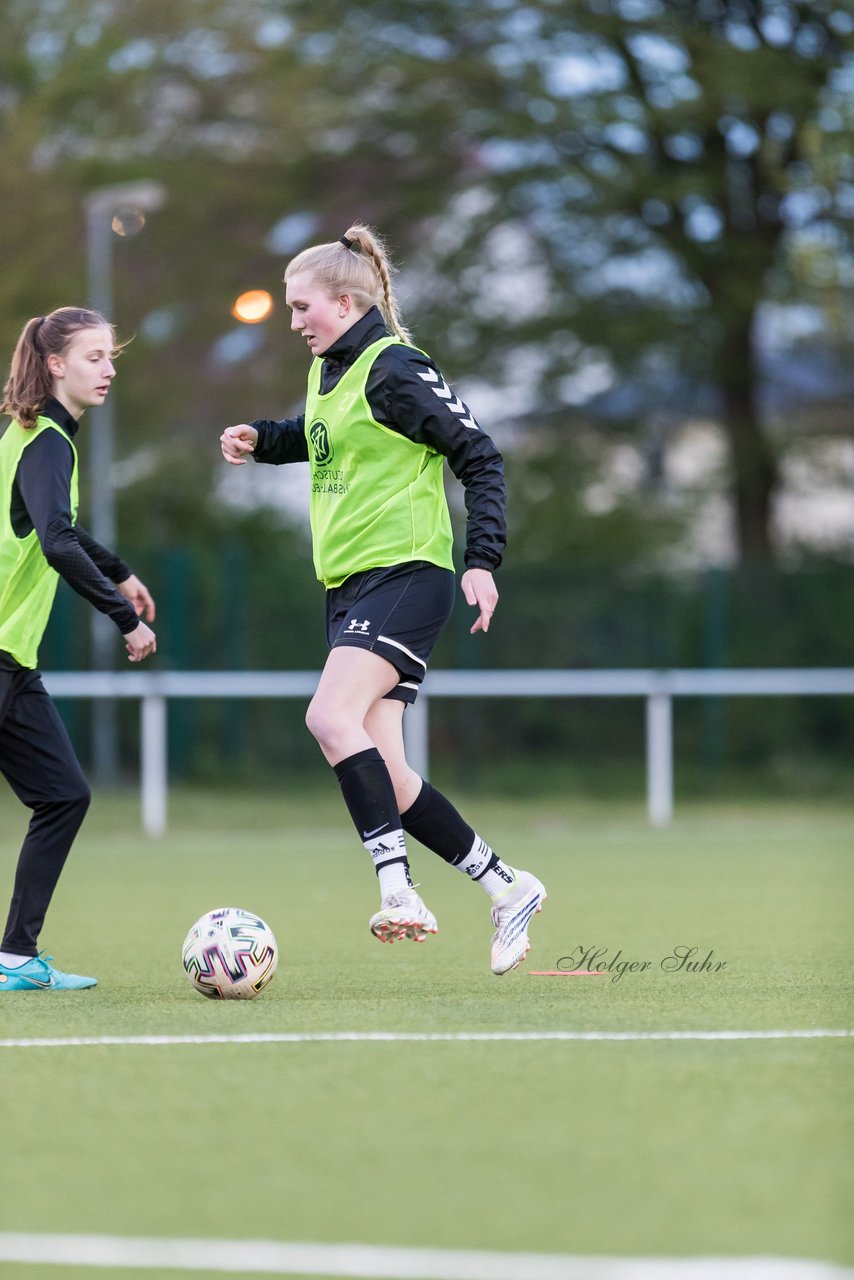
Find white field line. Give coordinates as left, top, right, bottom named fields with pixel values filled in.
left=0, top=1029, right=851, bottom=1049
left=0, top=1235, right=852, bottom=1279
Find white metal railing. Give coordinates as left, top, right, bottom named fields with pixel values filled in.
left=42, top=669, right=854, bottom=836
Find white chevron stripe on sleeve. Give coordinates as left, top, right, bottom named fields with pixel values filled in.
left=417, top=370, right=480, bottom=429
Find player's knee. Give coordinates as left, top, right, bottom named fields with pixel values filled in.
left=34, top=781, right=91, bottom=825
left=60, top=780, right=92, bottom=820
left=305, top=698, right=339, bottom=753
left=306, top=700, right=364, bottom=762
left=73, top=780, right=92, bottom=815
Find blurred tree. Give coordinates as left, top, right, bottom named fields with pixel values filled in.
left=0, top=0, right=851, bottom=571
left=395, top=0, right=854, bottom=563
left=0, top=0, right=486, bottom=553
left=5, top=0, right=852, bottom=784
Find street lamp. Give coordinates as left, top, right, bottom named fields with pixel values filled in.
left=85, top=180, right=167, bottom=784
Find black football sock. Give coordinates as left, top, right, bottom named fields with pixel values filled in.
left=333, top=748, right=412, bottom=894
left=400, top=780, right=473, bottom=865
left=400, top=780, right=515, bottom=895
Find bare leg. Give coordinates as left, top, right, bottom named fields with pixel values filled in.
left=305, top=646, right=399, bottom=764
left=306, top=648, right=436, bottom=940
left=363, top=699, right=422, bottom=813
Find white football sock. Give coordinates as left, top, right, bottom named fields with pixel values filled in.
left=377, top=861, right=411, bottom=896
left=477, top=860, right=517, bottom=899
left=365, top=830, right=412, bottom=897
left=455, top=836, right=517, bottom=899
left=454, top=836, right=492, bottom=879
left=0, top=951, right=31, bottom=968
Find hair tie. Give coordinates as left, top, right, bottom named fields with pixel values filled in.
left=339, top=235, right=355, bottom=250
left=32, top=316, right=46, bottom=350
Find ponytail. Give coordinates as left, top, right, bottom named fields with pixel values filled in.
left=284, top=223, right=413, bottom=344
left=2, top=306, right=116, bottom=430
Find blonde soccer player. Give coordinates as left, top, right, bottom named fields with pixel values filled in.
left=221, top=225, right=545, bottom=974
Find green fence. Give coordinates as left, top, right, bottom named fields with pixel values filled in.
left=41, top=548, right=854, bottom=797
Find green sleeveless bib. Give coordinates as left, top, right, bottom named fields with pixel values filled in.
left=0, top=415, right=79, bottom=667
left=304, top=337, right=454, bottom=587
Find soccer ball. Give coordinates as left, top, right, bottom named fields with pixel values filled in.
left=182, top=907, right=278, bottom=1000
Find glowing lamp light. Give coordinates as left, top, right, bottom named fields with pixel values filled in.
left=232, top=289, right=274, bottom=324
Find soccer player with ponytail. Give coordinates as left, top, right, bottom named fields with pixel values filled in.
left=0, top=307, right=156, bottom=992
left=221, top=224, right=545, bottom=974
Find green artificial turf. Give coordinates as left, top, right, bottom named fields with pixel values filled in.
left=0, top=788, right=852, bottom=1276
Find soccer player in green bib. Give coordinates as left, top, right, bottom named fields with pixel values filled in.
left=0, top=308, right=157, bottom=992
left=221, top=224, right=546, bottom=974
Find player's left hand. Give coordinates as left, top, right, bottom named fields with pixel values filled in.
left=117, top=574, right=156, bottom=622
left=461, top=568, right=498, bottom=634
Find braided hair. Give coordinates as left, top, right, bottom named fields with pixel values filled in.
left=284, top=223, right=412, bottom=344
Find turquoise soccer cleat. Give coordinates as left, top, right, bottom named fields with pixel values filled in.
left=0, top=953, right=97, bottom=991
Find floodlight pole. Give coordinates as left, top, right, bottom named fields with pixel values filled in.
left=84, top=182, right=166, bottom=785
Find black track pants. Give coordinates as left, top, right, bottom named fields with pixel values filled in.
left=0, top=659, right=91, bottom=956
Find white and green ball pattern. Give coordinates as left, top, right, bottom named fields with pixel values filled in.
left=182, top=907, right=278, bottom=999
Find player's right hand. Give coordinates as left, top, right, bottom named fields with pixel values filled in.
left=125, top=621, right=157, bottom=663
left=220, top=424, right=258, bottom=465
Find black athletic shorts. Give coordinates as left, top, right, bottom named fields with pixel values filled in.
left=325, top=561, right=455, bottom=704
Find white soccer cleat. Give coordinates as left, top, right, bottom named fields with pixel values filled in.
left=490, top=869, right=547, bottom=975
left=369, top=889, right=438, bottom=944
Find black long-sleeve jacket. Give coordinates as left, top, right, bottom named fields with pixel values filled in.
left=250, top=308, right=506, bottom=572
left=9, top=397, right=138, bottom=634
